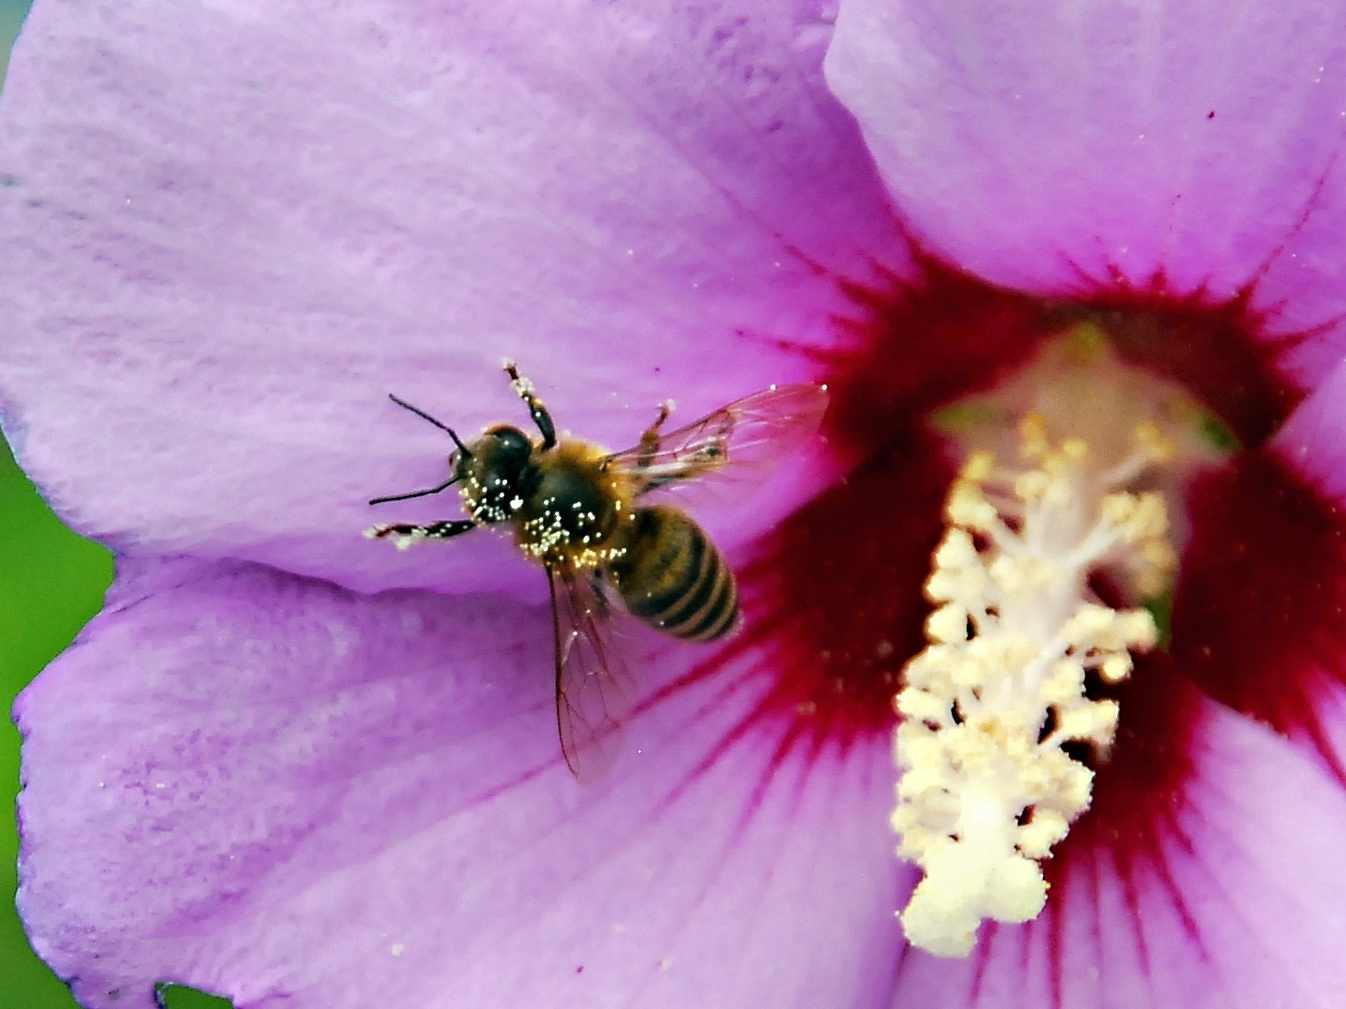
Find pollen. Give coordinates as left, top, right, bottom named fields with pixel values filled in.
left=896, top=327, right=1231, bottom=957
left=363, top=525, right=427, bottom=551
left=517, top=501, right=624, bottom=569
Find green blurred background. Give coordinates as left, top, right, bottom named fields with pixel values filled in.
left=1, top=5, right=227, bottom=1007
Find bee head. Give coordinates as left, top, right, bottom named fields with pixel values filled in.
left=457, top=424, right=537, bottom=522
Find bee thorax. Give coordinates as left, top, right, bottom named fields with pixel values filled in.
left=516, top=449, right=627, bottom=565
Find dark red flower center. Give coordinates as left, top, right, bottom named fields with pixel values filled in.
left=697, top=250, right=1346, bottom=931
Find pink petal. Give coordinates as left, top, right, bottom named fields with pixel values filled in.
left=16, top=558, right=906, bottom=1009
left=1311, top=683, right=1346, bottom=783
left=1272, top=360, right=1346, bottom=501
left=825, top=0, right=1346, bottom=383
left=888, top=695, right=1346, bottom=1008
left=0, top=0, right=904, bottom=594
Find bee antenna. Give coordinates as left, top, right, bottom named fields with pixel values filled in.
left=369, top=474, right=462, bottom=506
left=387, top=393, right=472, bottom=456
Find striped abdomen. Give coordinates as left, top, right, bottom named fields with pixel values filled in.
left=608, top=505, right=738, bottom=641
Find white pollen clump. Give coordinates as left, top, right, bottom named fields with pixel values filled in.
left=364, top=525, right=426, bottom=551
left=893, top=404, right=1176, bottom=958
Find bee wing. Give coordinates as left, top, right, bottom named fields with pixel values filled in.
left=607, top=383, right=829, bottom=496
left=547, top=563, right=636, bottom=783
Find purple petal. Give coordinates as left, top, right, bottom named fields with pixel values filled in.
left=825, top=0, right=1346, bottom=382
left=16, top=557, right=906, bottom=1009
left=888, top=696, right=1346, bottom=1008
left=1313, top=683, right=1346, bottom=782
left=1273, top=360, right=1346, bottom=500
left=0, top=0, right=904, bottom=593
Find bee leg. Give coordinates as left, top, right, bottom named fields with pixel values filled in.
left=637, top=399, right=675, bottom=470
left=502, top=359, right=557, bottom=450
left=364, top=519, right=477, bottom=550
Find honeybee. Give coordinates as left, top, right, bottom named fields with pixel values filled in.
left=367, top=360, right=828, bottom=780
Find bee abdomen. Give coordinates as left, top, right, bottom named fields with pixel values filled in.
left=611, top=506, right=738, bottom=641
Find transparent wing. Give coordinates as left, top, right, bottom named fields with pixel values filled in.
left=547, top=564, right=636, bottom=783
left=606, top=383, right=829, bottom=496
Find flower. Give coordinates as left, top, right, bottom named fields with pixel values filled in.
left=3, top=1, right=1346, bottom=1008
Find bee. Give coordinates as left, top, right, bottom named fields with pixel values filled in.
left=367, top=360, right=828, bottom=780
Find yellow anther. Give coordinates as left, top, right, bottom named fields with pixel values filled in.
left=1100, top=492, right=1136, bottom=526
left=1135, top=420, right=1177, bottom=463
left=1100, top=654, right=1132, bottom=684
left=946, top=481, right=999, bottom=531
left=1018, top=810, right=1069, bottom=858
left=962, top=450, right=996, bottom=482
left=926, top=604, right=971, bottom=644
left=1019, top=412, right=1050, bottom=460
left=932, top=528, right=980, bottom=570
left=1061, top=438, right=1089, bottom=462
left=1141, top=538, right=1177, bottom=570
left=1014, top=470, right=1051, bottom=504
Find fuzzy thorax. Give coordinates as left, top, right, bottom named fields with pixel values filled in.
left=503, top=440, right=633, bottom=569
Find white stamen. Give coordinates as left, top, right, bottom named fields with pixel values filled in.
left=894, top=410, right=1172, bottom=958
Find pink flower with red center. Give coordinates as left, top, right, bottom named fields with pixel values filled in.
left=4, top=0, right=1346, bottom=1006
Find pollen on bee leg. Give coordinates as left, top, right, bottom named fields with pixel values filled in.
left=363, top=525, right=426, bottom=550
left=502, top=357, right=537, bottom=398
left=894, top=327, right=1232, bottom=958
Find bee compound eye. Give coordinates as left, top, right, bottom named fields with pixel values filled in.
left=487, top=426, right=533, bottom=473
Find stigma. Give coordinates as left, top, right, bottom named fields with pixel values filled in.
left=892, top=327, right=1230, bottom=957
